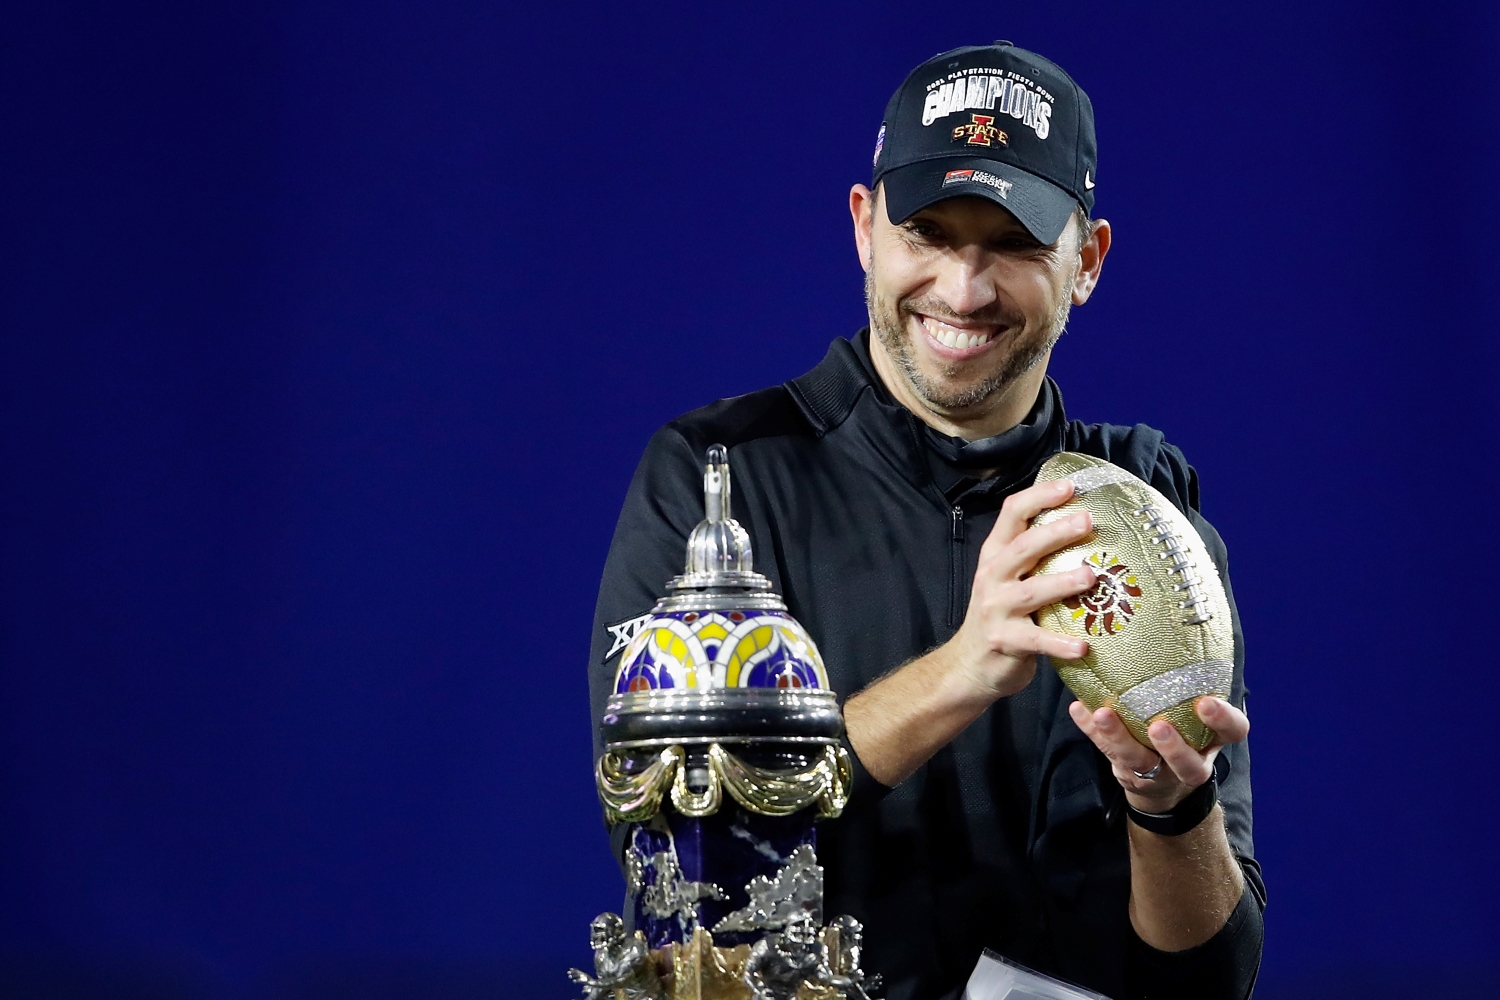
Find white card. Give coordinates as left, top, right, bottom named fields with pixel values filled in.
left=963, top=950, right=1113, bottom=1000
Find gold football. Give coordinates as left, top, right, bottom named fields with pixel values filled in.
left=1029, top=453, right=1234, bottom=750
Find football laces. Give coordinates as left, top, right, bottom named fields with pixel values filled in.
left=1134, top=503, right=1213, bottom=626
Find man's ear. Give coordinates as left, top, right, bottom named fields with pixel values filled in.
left=850, top=184, right=875, bottom=273
left=1072, top=217, right=1111, bottom=305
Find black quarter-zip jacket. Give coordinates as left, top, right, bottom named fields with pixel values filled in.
left=588, top=332, right=1264, bottom=1000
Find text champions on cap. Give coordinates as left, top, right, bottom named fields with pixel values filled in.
left=921, top=68, right=1054, bottom=140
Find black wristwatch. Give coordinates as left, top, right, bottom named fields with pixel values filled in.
left=1125, top=769, right=1220, bottom=836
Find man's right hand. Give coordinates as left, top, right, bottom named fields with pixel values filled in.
left=844, top=476, right=1100, bottom=786
left=941, top=476, right=1099, bottom=701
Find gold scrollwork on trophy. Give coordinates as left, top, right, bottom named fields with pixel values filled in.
left=711, top=744, right=851, bottom=819
left=597, top=746, right=681, bottom=823
left=597, top=744, right=852, bottom=825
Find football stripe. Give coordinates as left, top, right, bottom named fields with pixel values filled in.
left=1060, top=465, right=1135, bottom=494
left=1116, top=659, right=1233, bottom=721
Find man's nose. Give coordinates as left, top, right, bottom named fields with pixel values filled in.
left=931, top=250, right=997, bottom=316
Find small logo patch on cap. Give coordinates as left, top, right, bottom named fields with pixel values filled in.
left=943, top=168, right=1013, bottom=199
left=951, top=114, right=1007, bottom=148
left=873, top=123, right=886, bottom=167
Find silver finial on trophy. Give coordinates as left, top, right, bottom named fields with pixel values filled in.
left=674, top=443, right=766, bottom=594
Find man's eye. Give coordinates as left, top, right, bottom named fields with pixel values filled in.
left=906, top=223, right=943, bottom=241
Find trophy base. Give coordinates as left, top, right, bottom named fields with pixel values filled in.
left=571, top=920, right=873, bottom=1000
left=657, top=926, right=844, bottom=1000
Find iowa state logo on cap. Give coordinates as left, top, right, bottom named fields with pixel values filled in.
left=951, top=114, right=1007, bottom=148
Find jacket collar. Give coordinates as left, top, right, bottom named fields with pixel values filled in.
left=785, top=330, right=1068, bottom=504
left=783, top=332, right=875, bottom=437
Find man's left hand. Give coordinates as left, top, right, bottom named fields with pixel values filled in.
left=1067, top=696, right=1249, bottom=813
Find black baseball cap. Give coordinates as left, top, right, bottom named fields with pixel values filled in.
left=872, top=42, right=1097, bottom=244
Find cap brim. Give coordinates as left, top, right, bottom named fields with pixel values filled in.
left=880, top=157, right=1078, bottom=245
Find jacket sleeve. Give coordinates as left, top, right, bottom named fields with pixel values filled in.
left=1124, top=885, right=1264, bottom=1000
left=589, top=427, right=711, bottom=870
left=587, top=426, right=707, bottom=760
left=1126, top=444, right=1264, bottom=1000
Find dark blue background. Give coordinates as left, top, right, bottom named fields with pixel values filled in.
left=3, top=2, right=1497, bottom=997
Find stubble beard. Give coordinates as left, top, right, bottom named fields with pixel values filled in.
left=865, top=266, right=1074, bottom=413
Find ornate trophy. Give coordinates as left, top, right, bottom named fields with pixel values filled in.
left=571, top=446, right=881, bottom=1000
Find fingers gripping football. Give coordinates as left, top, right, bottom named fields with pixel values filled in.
left=1068, top=697, right=1250, bottom=811
left=951, top=480, right=1100, bottom=699
left=984, top=491, right=1104, bottom=581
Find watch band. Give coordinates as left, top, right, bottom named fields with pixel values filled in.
left=1125, top=774, right=1218, bottom=836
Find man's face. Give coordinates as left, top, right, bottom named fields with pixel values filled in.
left=853, top=187, right=1105, bottom=427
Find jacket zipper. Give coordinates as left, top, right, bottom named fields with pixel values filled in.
left=949, top=505, right=965, bottom=627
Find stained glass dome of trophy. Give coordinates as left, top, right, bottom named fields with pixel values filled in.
left=572, top=446, right=882, bottom=1000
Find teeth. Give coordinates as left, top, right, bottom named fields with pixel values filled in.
left=924, top=318, right=993, bottom=351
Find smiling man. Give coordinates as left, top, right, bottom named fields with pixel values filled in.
left=589, top=42, right=1263, bottom=1000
